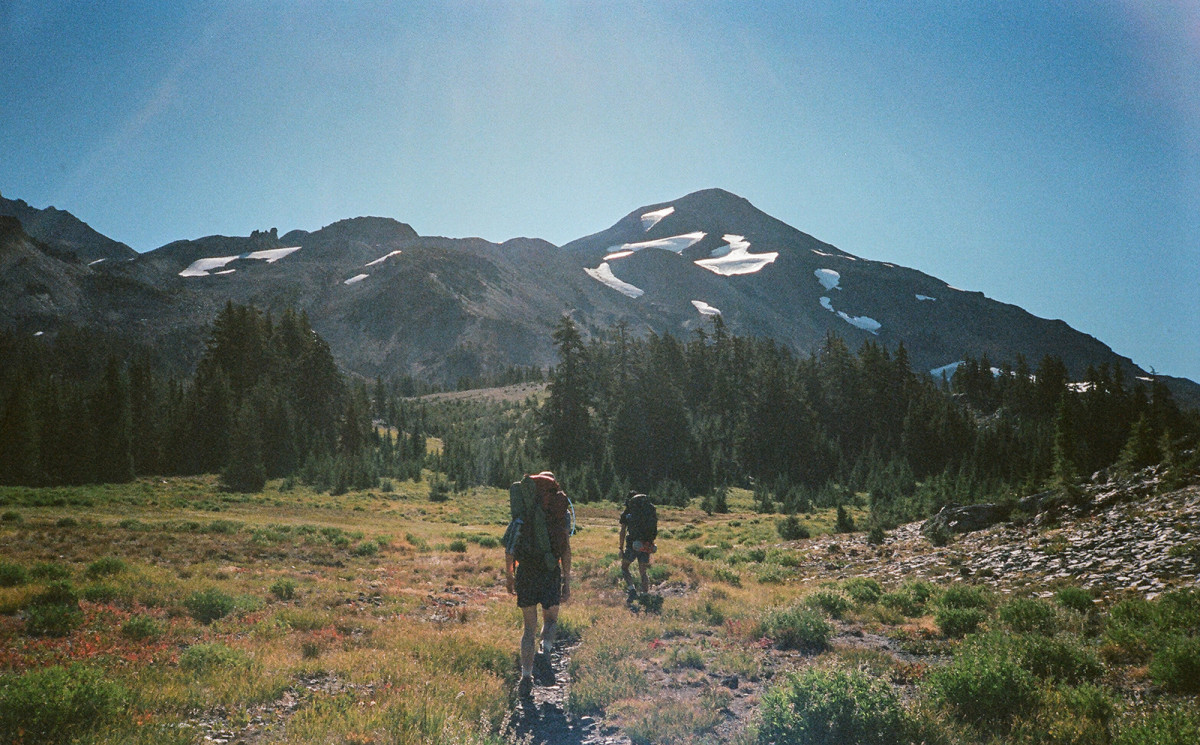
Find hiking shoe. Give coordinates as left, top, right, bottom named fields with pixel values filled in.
left=517, top=675, right=534, bottom=698
left=533, top=652, right=556, bottom=686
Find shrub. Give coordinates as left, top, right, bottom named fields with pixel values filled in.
left=867, top=525, right=886, bottom=545
left=428, top=477, right=451, bottom=502
left=29, top=562, right=70, bottom=580
left=85, top=556, right=126, bottom=578
left=712, top=566, right=741, bottom=587
left=806, top=589, right=851, bottom=619
left=25, top=604, right=83, bottom=637
left=937, top=584, right=992, bottom=610
left=835, top=505, right=855, bottom=533
left=758, top=667, right=913, bottom=745
left=1104, top=597, right=1158, bottom=661
left=179, top=642, right=251, bottom=674
left=999, top=597, right=1060, bottom=635
left=880, top=591, right=922, bottom=618
left=842, top=577, right=884, bottom=605
left=25, top=581, right=82, bottom=637
left=1149, top=635, right=1200, bottom=693
left=1055, top=586, right=1094, bottom=614
left=270, top=578, right=297, bottom=601
left=777, top=515, right=810, bottom=541
left=448, top=539, right=468, bottom=553
left=760, top=605, right=831, bottom=651
left=0, top=664, right=128, bottom=744
left=83, top=584, right=127, bottom=604
left=935, top=607, right=987, bottom=638
left=968, top=632, right=1103, bottom=685
left=1, top=510, right=22, bottom=523
left=665, top=645, right=705, bottom=671
left=55, top=517, right=78, bottom=528
left=1013, top=683, right=1116, bottom=745
left=1114, top=707, right=1200, bottom=745
left=185, top=588, right=236, bottom=624
left=1155, top=588, right=1200, bottom=635
left=0, top=561, right=28, bottom=587
left=924, top=645, right=1040, bottom=735
left=352, top=541, right=379, bottom=557
left=120, top=614, right=162, bottom=641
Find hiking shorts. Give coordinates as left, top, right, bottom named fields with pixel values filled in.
left=515, top=562, right=562, bottom=609
left=622, top=543, right=651, bottom=565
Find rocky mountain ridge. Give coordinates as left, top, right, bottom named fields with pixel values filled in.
left=2, top=188, right=1197, bottom=407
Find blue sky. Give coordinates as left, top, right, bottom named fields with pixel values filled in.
left=2, top=1, right=1197, bottom=381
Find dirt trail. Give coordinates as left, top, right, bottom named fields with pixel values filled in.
left=509, top=642, right=628, bottom=745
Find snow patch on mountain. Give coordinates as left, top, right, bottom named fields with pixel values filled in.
left=344, top=274, right=369, bottom=285
left=812, top=249, right=856, bottom=261
left=640, top=206, right=675, bottom=230
left=365, top=250, right=402, bottom=267
left=691, top=300, right=721, bottom=316
left=819, top=296, right=880, bottom=335
left=815, top=269, right=841, bottom=291
left=607, top=231, right=706, bottom=257
left=88, top=258, right=107, bottom=266
left=931, top=361, right=963, bottom=379
left=603, top=249, right=635, bottom=261
left=916, top=294, right=937, bottom=302
left=585, top=263, right=644, bottom=298
left=179, top=247, right=301, bottom=277
left=695, top=235, right=778, bottom=276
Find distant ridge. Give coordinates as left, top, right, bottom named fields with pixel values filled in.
left=1, top=188, right=1196, bottom=409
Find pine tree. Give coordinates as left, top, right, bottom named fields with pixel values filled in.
left=222, top=403, right=267, bottom=493
left=90, top=358, right=134, bottom=484
left=541, top=316, right=593, bottom=469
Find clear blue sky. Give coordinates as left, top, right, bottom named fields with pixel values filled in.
left=2, top=1, right=1197, bottom=381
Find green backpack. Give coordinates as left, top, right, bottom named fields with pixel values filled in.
left=503, top=475, right=557, bottom=571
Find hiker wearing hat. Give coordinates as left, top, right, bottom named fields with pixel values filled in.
left=504, top=471, right=572, bottom=698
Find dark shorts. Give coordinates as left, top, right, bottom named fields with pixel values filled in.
left=622, top=545, right=650, bottom=565
left=515, top=562, right=561, bottom=609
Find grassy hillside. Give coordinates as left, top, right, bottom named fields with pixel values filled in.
left=1, top=476, right=1197, bottom=744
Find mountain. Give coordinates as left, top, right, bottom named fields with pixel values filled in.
left=1, top=188, right=1197, bottom=407
left=0, top=191, right=137, bottom=265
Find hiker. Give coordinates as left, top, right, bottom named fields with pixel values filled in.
left=504, top=471, right=572, bottom=698
left=619, top=490, right=657, bottom=595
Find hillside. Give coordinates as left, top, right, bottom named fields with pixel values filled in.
left=1, top=188, right=1197, bottom=407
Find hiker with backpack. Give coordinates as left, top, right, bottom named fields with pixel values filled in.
left=619, top=491, right=657, bottom=595
left=503, top=471, right=572, bottom=698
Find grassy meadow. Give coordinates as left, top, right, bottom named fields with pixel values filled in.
left=1, top=476, right=1198, bottom=744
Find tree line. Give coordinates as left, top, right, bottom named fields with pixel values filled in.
left=0, top=303, right=427, bottom=493
left=3, top=307, right=1196, bottom=531
left=529, top=316, right=1198, bottom=527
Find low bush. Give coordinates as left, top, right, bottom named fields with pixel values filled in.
left=1055, top=586, right=1094, bottom=614
left=25, top=581, right=82, bottom=637
left=1012, top=683, right=1117, bottom=745
left=924, top=644, right=1040, bottom=735
left=758, top=667, right=914, bottom=745
left=185, top=587, right=236, bottom=624
left=84, top=555, right=126, bottom=578
left=935, top=607, right=986, bottom=638
left=842, top=577, right=884, bottom=605
left=120, top=614, right=162, bottom=641
left=806, top=589, right=851, bottom=619
left=1114, top=707, right=1200, bottom=745
left=29, top=562, right=70, bottom=581
left=760, top=605, right=831, bottom=651
left=1149, top=635, right=1200, bottom=694
left=777, top=515, right=810, bottom=540
left=0, top=560, right=28, bottom=587
left=937, top=584, right=992, bottom=610
left=0, top=664, right=128, bottom=744
left=998, top=597, right=1060, bottom=635
left=179, top=642, right=252, bottom=674
left=967, top=632, right=1103, bottom=685
left=270, top=578, right=297, bottom=601
left=712, top=566, right=741, bottom=587
left=448, top=539, right=467, bottom=553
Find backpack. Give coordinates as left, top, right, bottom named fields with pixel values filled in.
left=503, top=474, right=559, bottom=571
left=623, top=493, right=658, bottom=542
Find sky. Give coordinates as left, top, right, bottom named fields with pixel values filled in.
left=2, top=1, right=1198, bottom=381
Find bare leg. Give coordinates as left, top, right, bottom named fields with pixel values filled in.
left=541, top=604, right=559, bottom=654
left=520, top=605, right=538, bottom=679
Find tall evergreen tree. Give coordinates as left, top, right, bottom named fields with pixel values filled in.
left=541, top=316, right=593, bottom=469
